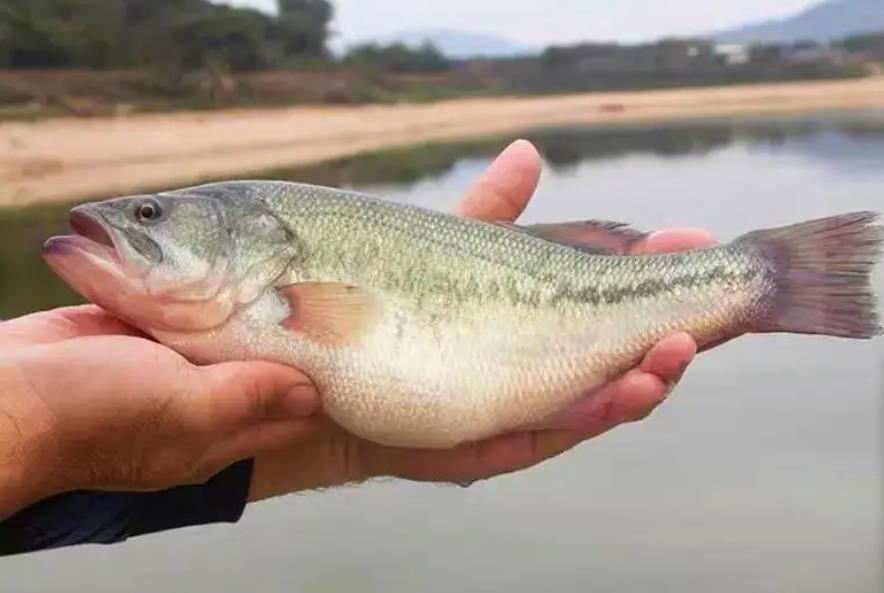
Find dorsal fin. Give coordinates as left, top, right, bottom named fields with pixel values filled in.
left=496, top=220, right=648, bottom=254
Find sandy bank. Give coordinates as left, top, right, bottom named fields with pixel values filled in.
left=2, top=77, right=884, bottom=208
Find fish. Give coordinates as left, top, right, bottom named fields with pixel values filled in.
left=42, top=180, right=883, bottom=449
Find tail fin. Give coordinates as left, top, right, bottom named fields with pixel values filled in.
left=739, top=211, right=883, bottom=339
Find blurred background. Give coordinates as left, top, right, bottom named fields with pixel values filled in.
left=1, top=1, right=883, bottom=592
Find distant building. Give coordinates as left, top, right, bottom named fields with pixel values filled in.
left=714, top=44, right=750, bottom=65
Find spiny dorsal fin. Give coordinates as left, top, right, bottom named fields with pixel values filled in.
left=496, top=220, right=648, bottom=254
left=279, top=282, right=378, bottom=347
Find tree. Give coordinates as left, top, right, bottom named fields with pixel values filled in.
left=277, top=0, right=334, bottom=59
left=344, top=41, right=451, bottom=73
left=172, top=6, right=276, bottom=71
left=0, top=0, right=126, bottom=68
left=0, top=0, right=337, bottom=70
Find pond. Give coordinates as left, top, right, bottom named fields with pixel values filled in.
left=2, top=110, right=883, bottom=593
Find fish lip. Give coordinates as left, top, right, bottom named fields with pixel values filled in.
left=43, top=205, right=120, bottom=262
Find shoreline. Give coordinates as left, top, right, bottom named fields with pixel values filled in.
left=2, top=76, right=884, bottom=208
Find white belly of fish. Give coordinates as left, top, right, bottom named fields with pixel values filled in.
left=313, top=305, right=609, bottom=448
left=156, top=290, right=617, bottom=448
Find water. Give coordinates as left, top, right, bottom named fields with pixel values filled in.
left=1, top=111, right=883, bottom=592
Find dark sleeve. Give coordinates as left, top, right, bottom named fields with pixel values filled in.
left=0, top=459, right=253, bottom=556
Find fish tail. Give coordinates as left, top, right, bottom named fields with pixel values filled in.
left=739, top=211, right=883, bottom=339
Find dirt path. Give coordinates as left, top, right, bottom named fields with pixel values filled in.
left=3, top=76, right=884, bottom=207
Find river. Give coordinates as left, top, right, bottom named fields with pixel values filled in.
left=1, top=110, right=882, bottom=593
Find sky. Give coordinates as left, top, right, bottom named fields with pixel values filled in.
left=222, top=0, right=820, bottom=47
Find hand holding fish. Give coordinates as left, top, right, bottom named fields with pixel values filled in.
left=0, top=305, right=318, bottom=518
left=8, top=133, right=882, bottom=524
left=0, top=141, right=712, bottom=519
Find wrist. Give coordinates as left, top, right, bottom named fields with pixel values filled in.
left=0, top=360, right=62, bottom=518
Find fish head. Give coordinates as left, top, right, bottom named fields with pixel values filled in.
left=43, top=184, right=296, bottom=333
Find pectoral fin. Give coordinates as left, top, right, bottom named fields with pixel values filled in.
left=279, top=282, right=378, bottom=346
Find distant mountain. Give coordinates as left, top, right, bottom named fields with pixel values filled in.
left=357, top=29, right=536, bottom=59
left=714, top=0, right=884, bottom=43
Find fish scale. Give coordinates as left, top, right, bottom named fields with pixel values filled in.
left=43, top=181, right=882, bottom=448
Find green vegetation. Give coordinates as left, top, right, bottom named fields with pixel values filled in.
left=344, top=42, right=451, bottom=73
left=839, top=32, right=884, bottom=60
left=0, top=2, right=880, bottom=119
left=0, top=0, right=333, bottom=70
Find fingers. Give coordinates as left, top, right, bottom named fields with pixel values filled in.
left=199, top=361, right=319, bottom=429
left=382, top=333, right=699, bottom=484
left=189, top=362, right=322, bottom=476
left=639, top=332, right=697, bottom=382
left=0, top=305, right=145, bottom=347
left=513, top=334, right=699, bottom=471
left=543, top=370, right=669, bottom=432
left=454, top=139, right=542, bottom=222
left=631, top=228, right=717, bottom=254
left=248, top=421, right=367, bottom=501
left=375, top=371, right=669, bottom=484
left=58, top=305, right=148, bottom=338
left=362, top=369, right=664, bottom=483
left=530, top=332, right=697, bottom=433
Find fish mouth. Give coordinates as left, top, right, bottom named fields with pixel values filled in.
left=43, top=205, right=119, bottom=262
left=70, top=207, right=116, bottom=250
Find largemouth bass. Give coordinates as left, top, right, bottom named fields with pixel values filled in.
left=43, top=181, right=883, bottom=448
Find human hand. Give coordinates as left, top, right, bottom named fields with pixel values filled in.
left=248, top=140, right=717, bottom=499
left=0, top=306, right=318, bottom=517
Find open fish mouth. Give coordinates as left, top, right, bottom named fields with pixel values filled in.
left=43, top=206, right=119, bottom=262
left=70, top=207, right=115, bottom=250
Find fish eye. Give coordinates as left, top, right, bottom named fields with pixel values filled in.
left=135, top=199, right=163, bottom=224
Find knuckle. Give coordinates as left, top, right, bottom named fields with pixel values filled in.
left=242, top=374, right=272, bottom=422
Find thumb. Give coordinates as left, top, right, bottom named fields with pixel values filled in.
left=455, top=139, right=541, bottom=222
left=198, top=361, right=320, bottom=431
left=191, top=361, right=322, bottom=470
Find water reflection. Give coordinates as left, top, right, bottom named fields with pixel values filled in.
left=269, top=110, right=884, bottom=184
left=2, top=110, right=884, bottom=320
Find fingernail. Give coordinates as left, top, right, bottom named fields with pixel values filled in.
left=664, top=359, right=691, bottom=397
left=276, top=383, right=319, bottom=419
